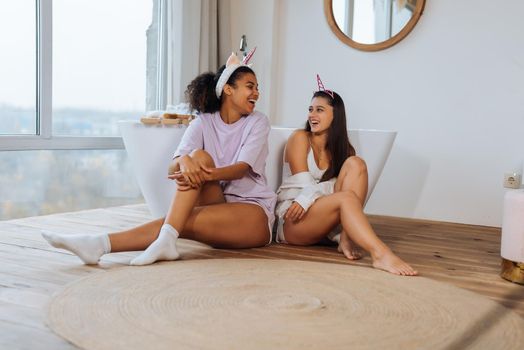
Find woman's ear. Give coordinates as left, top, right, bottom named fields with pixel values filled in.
left=223, top=84, right=233, bottom=96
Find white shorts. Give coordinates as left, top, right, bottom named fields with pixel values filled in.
left=274, top=186, right=340, bottom=244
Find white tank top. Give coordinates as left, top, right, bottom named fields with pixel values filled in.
left=282, top=147, right=327, bottom=183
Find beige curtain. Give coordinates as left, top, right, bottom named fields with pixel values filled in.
left=165, top=0, right=232, bottom=105
left=217, top=0, right=232, bottom=66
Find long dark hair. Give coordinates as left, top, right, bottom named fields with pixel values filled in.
left=185, top=66, right=255, bottom=113
left=305, top=91, right=356, bottom=182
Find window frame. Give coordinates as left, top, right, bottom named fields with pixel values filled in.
left=0, top=0, right=162, bottom=151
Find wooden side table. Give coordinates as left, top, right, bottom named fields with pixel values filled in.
left=501, top=189, right=524, bottom=284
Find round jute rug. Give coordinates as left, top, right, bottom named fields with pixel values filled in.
left=47, top=259, right=524, bottom=350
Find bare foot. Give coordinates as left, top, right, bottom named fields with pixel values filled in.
left=372, top=250, right=418, bottom=276
left=338, top=232, right=363, bottom=260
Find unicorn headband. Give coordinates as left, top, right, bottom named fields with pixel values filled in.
left=215, top=47, right=257, bottom=98
left=316, top=74, right=334, bottom=99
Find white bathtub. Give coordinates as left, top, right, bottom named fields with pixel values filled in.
left=118, top=121, right=396, bottom=218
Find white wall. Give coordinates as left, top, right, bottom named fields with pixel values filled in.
left=227, top=0, right=277, bottom=120
left=237, top=0, right=524, bottom=227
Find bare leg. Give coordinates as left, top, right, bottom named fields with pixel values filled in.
left=163, top=150, right=223, bottom=235
left=338, top=231, right=362, bottom=260
left=127, top=150, right=228, bottom=265
left=124, top=202, right=269, bottom=254
left=109, top=177, right=225, bottom=252
left=180, top=202, right=270, bottom=248
left=41, top=150, right=235, bottom=265
left=334, top=156, right=368, bottom=204
left=283, top=191, right=417, bottom=276
left=118, top=149, right=271, bottom=265
left=334, top=156, right=368, bottom=260
left=109, top=149, right=225, bottom=252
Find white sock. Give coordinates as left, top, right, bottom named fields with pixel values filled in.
left=130, top=224, right=180, bottom=266
left=41, top=231, right=111, bottom=265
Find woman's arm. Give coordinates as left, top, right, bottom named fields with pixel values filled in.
left=169, top=158, right=250, bottom=190
left=285, top=130, right=309, bottom=174
left=282, top=130, right=336, bottom=222
left=282, top=130, right=311, bottom=221
left=202, top=162, right=250, bottom=181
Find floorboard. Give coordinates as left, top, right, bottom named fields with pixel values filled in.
left=0, top=204, right=522, bottom=349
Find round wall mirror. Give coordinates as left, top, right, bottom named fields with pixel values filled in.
left=324, top=0, right=425, bottom=51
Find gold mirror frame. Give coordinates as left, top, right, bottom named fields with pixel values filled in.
left=324, top=0, right=425, bottom=52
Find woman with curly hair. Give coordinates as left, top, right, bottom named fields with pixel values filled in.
left=42, top=49, right=276, bottom=265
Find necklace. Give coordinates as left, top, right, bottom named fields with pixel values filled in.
left=309, top=136, right=328, bottom=163
left=314, top=146, right=326, bottom=161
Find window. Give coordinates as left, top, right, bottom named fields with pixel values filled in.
left=0, top=0, right=162, bottom=219
left=0, top=0, right=157, bottom=150
left=53, top=0, right=152, bottom=136
left=0, top=150, right=142, bottom=220
left=0, top=0, right=37, bottom=135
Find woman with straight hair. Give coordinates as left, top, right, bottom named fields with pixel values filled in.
left=276, top=75, right=417, bottom=276
left=42, top=49, right=277, bottom=265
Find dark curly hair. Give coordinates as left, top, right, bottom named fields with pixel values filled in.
left=185, top=65, right=255, bottom=113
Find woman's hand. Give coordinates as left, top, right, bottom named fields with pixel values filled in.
left=167, top=161, right=179, bottom=176
left=168, top=171, right=193, bottom=191
left=200, top=165, right=216, bottom=182
left=178, top=155, right=207, bottom=188
left=169, top=157, right=218, bottom=190
left=284, top=201, right=306, bottom=222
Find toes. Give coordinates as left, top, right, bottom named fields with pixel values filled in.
left=130, top=256, right=151, bottom=266
left=343, top=251, right=354, bottom=260
left=403, top=264, right=417, bottom=276
left=343, top=249, right=358, bottom=260
left=403, top=268, right=412, bottom=275
left=341, top=248, right=362, bottom=260
left=400, top=265, right=417, bottom=276
left=392, top=262, right=417, bottom=276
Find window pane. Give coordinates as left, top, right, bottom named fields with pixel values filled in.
left=0, top=150, right=143, bottom=220
left=0, top=1, right=37, bottom=135
left=53, top=0, right=153, bottom=136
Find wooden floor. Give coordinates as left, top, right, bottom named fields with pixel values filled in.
left=0, top=204, right=523, bottom=349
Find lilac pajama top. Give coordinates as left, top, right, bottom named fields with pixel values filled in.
left=173, top=111, right=277, bottom=241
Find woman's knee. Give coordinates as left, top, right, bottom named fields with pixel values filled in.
left=189, top=149, right=215, bottom=167
left=338, top=190, right=363, bottom=209
left=342, top=156, right=367, bottom=175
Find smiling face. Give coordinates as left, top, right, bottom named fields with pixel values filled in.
left=224, top=72, right=259, bottom=116
left=308, top=96, right=334, bottom=134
